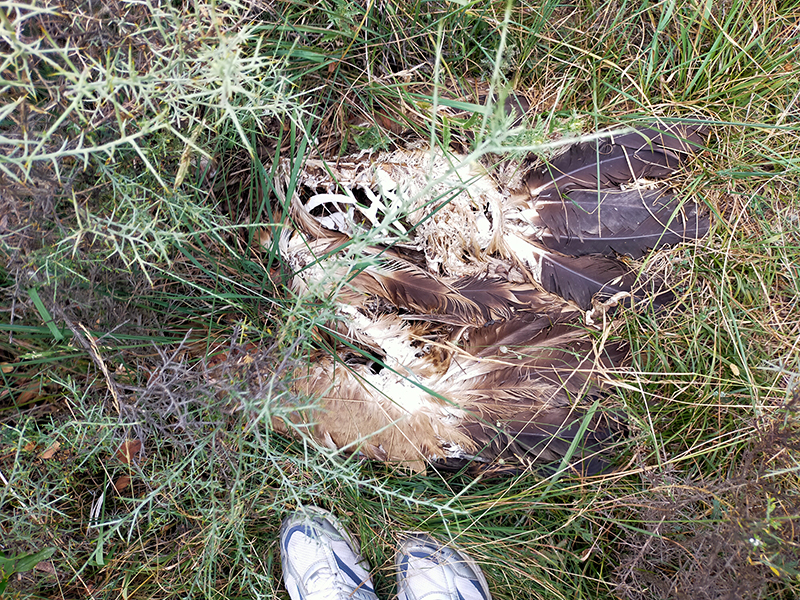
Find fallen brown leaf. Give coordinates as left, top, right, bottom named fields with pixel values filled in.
left=40, top=441, right=61, bottom=459
left=35, top=561, right=57, bottom=575
left=16, top=389, right=39, bottom=404
left=113, top=475, right=131, bottom=492
left=115, top=439, right=142, bottom=464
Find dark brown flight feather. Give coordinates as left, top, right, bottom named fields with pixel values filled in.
left=533, top=187, right=711, bottom=257
left=525, top=123, right=708, bottom=197
left=538, top=252, right=674, bottom=310
left=442, top=406, right=626, bottom=477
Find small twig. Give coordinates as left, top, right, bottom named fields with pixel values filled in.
left=585, top=291, right=632, bottom=326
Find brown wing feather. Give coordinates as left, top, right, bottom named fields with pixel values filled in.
left=463, top=312, right=579, bottom=357
left=355, top=257, right=579, bottom=326
left=539, top=252, right=675, bottom=310
left=353, top=259, right=486, bottom=324
left=448, top=406, right=626, bottom=476
left=430, top=315, right=628, bottom=475
left=525, top=123, right=707, bottom=197
left=281, top=232, right=490, bottom=325
left=525, top=142, right=676, bottom=197
left=452, top=276, right=571, bottom=321
left=451, top=315, right=628, bottom=398
left=533, top=188, right=710, bottom=258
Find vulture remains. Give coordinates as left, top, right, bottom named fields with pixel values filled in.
left=270, top=120, right=710, bottom=477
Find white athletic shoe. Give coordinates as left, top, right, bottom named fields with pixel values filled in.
left=280, top=507, right=379, bottom=600
left=395, top=533, right=492, bottom=600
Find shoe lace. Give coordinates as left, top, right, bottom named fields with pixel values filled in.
left=303, top=561, right=374, bottom=600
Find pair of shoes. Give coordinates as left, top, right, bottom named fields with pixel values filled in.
left=280, top=507, right=492, bottom=600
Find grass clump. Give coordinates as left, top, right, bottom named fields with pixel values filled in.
left=2, top=0, right=800, bottom=599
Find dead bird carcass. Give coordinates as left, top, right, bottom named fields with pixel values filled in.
left=269, top=122, right=710, bottom=476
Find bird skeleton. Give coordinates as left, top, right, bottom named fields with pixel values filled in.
left=270, top=120, right=710, bottom=476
